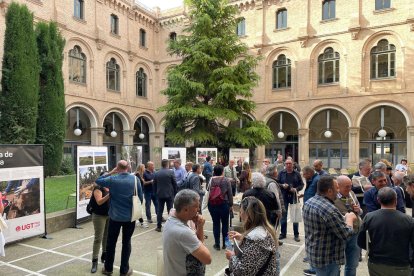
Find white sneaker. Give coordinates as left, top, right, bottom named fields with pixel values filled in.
left=140, top=222, right=148, bottom=228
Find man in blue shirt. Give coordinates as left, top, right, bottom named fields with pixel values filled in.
left=173, top=159, right=187, bottom=189
left=364, top=171, right=405, bottom=213
left=202, top=156, right=213, bottom=185
left=96, top=160, right=143, bottom=276
left=143, top=161, right=158, bottom=223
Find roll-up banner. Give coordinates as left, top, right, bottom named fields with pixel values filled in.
left=76, top=146, right=108, bottom=222
left=196, top=148, right=218, bottom=165
left=229, top=148, right=250, bottom=163
left=0, top=145, right=45, bottom=244
left=162, top=147, right=187, bottom=169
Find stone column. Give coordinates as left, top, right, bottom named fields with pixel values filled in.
left=123, top=130, right=136, bottom=146
left=149, top=131, right=164, bottom=168
left=256, top=145, right=265, bottom=169
left=348, top=127, right=360, bottom=169
left=298, top=128, right=309, bottom=167
left=406, top=126, right=414, bottom=163
left=90, top=127, right=104, bottom=146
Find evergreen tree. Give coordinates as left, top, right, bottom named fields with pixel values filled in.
left=158, top=0, right=273, bottom=148
left=35, top=22, right=66, bottom=176
left=0, top=3, right=40, bottom=144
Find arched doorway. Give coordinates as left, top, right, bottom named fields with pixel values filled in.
left=133, top=116, right=150, bottom=164
left=359, top=106, right=407, bottom=165
left=266, top=112, right=298, bottom=163
left=64, top=107, right=93, bottom=169
left=103, top=112, right=124, bottom=169
left=309, top=109, right=349, bottom=169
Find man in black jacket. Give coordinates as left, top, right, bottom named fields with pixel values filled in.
left=153, top=159, right=177, bottom=232
left=358, top=187, right=414, bottom=275
left=243, top=172, right=279, bottom=226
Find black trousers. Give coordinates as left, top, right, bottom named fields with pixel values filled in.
left=157, top=197, right=173, bottom=228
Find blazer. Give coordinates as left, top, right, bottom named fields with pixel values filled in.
left=154, top=168, right=177, bottom=199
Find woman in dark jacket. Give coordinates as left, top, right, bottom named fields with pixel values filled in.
left=239, top=162, right=252, bottom=193
left=90, top=182, right=110, bottom=273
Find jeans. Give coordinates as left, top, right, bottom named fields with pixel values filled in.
left=345, top=234, right=360, bottom=276
left=208, top=203, right=230, bottom=246
left=144, top=190, right=158, bottom=221
left=281, top=200, right=299, bottom=236
left=314, top=263, right=340, bottom=276
left=157, top=197, right=173, bottom=228
left=104, top=219, right=135, bottom=274
left=91, top=213, right=109, bottom=260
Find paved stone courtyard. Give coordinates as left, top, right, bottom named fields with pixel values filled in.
left=0, top=206, right=375, bottom=276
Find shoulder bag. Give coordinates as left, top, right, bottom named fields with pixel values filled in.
left=289, top=192, right=302, bottom=223
left=131, top=176, right=143, bottom=222
left=201, top=178, right=212, bottom=211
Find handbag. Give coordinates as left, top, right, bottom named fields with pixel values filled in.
left=289, top=193, right=302, bottom=223
left=131, top=176, right=143, bottom=222
left=201, top=178, right=211, bottom=211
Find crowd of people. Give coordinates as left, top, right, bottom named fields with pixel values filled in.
left=85, top=155, right=414, bottom=276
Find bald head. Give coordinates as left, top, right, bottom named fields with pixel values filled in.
left=313, top=159, right=323, bottom=173
left=117, top=160, right=128, bottom=172
left=337, top=175, right=352, bottom=197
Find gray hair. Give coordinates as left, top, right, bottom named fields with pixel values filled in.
left=377, top=187, right=397, bottom=206
left=266, top=164, right=278, bottom=175
left=371, top=171, right=386, bottom=181
left=358, top=158, right=372, bottom=169
left=393, top=171, right=405, bottom=182
left=302, top=166, right=314, bottom=174
left=403, top=174, right=414, bottom=187
left=174, top=189, right=199, bottom=212
left=374, top=162, right=387, bottom=171
left=252, top=172, right=266, bottom=188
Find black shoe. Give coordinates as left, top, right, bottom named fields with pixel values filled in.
left=90, top=260, right=98, bottom=273
left=222, top=245, right=226, bottom=250
left=279, top=234, right=286, bottom=240
left=303, top=257, right=309, bottom=263
left=120, top=268, right=133, bottom=276
left=147, top=219, right=153, bottom=224
left=161, top=217, right=166, bottom=222
left=204, top=235, right=208, bottom=239
left=278, top=240, right=283, bottom=246
left=294, top=236, right=301, bottom=242
left=101, top=267, right=113, bottom=275
left=303, top=268, right=316, bottom=275
left=100, top=252, right=106, bottom=263
left=155, top=227, right=162, bottom=232
left=213, top=244, right=220, bottom=251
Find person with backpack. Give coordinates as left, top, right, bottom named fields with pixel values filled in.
left=207, top=165, right=233, bottom=251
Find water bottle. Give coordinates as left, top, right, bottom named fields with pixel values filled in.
left=225, top=236, right=233, bottom=251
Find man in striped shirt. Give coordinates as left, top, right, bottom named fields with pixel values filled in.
left=303, top=176, right=357, bottom=276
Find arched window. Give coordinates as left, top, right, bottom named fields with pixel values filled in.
left=370, top=39, right=396, bottom=79
left=322, top=0, right=336, bottom=20
left=110, top=14, right=119, bottom=34
left=140, top=29, right=146, bottom=47
left=169, top=32, right=177, bottom=41
left=276, top=9, right=287, bottom=29
left=236, top=18, right=246, bottom=36
left=318, top=47, right=340, bottom=84
left=136, top=68, right=147, bottom=97
left=272, top=55, right=291, bottom=89
left=74, top=0, right=84, bottom=19
left=106, top=58, right=120, bottom=91
left=69, top=46, right=87, bottom=83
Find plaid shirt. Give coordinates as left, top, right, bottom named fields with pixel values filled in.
left=303, top=194, right=354, bottom=268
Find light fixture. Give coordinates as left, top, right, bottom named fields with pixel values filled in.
left=378, top=107, right=387, bottom=138
left=277, top=113, right=285, bottom=138
left=74, top=108, right=82, bottom=136
left=110, top=113, right=117, bottom=138
left=324, top=110, right=332, bottom=138
left=138, top=117, right=145, bottom=139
